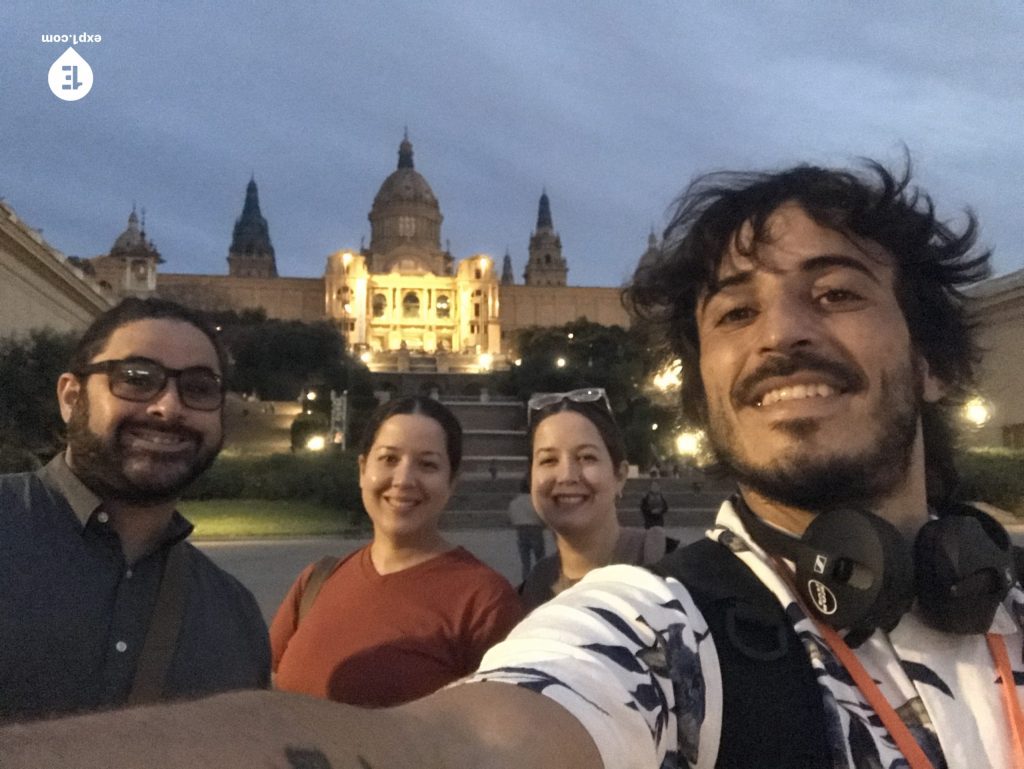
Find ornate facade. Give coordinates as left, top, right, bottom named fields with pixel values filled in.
left=103, top=135, right=632, bottom=371
left=324, top=136, right=502, bottom=361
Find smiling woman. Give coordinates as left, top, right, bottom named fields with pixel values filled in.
left=520, top=391, right=678, bottom=610
left=269, top=396, right=524, bottom=707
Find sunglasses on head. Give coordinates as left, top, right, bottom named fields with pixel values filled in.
left=74, top=357, right=225, bottom=412
left=526, top=388, right=611, bottom=424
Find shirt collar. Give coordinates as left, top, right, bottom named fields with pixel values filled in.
left=37, top=451, right=195, bottom=545
left=38, top=452, right=102, bottom=528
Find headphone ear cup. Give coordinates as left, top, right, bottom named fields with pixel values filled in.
left=915, top=514, right=1015, bottom=634
left=797, top=509, right=915, bottom=638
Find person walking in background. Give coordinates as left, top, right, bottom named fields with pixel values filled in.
left=270, top=396, right=523, bottom=707
left=639, top=479, right=668, bottom=529
left=518, top=388, right=677, bottom=611
left=0, top=298, right=269, bottom=722
left=506, top=476, right=546, bottom=583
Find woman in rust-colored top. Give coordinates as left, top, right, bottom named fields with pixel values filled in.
left=270, top=396, right=523, bottom=707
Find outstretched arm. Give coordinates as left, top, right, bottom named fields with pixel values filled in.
left=0, top=684, right=602, bottom=769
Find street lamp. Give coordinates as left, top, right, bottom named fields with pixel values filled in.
left=675, top=430, right=703, bottom=458
left=555, top=356, right=567, bottom=368
left=963, top=396, right=992, bottom=428
left=653, top=360, right=682, bottom=392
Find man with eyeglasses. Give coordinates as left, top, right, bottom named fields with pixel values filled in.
left=0, top=297, right=269, bottom=722
left=4, top=162, right=1022, bottom=769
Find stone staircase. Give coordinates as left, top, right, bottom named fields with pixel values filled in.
left=442, top=396, right=529, bottom=478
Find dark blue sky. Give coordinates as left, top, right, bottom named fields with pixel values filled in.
left=3, top=1, right=1022, bottom=287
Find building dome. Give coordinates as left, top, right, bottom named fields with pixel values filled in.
left=368, top=134, right=445, bottom=274
left=111, top=209, right=145, bottom=253
left=372, top=136, right=439, bottom=209
left=109, top=207, right=160, bottom=261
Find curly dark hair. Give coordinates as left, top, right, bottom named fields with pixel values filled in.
left=624, top=159, right=991, bottom=504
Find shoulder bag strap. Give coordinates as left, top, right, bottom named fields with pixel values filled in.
left=297, top=555, right=342, bottom=624
left=127, top=541, right=190, bottom=706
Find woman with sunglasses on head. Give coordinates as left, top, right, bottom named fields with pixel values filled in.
left=520, top=388, right=678, bottom=611
left=270, top=396, right=524, bottom=707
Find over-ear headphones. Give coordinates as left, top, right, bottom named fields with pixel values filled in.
left=733, top=495, right=1017, bottom=646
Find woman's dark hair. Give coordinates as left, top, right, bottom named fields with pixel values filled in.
left=528, top=398, right=627, bottom=471
left=624, top=158, right=992, bottom=504
left=358, top=396, right=463, bottom=475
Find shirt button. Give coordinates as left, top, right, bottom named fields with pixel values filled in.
left=115, top=641, right=128, bottom=653
left=96, top=511, right=109, bottom=524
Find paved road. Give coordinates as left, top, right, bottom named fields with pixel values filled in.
left=198, top=525, right=708, bottom=622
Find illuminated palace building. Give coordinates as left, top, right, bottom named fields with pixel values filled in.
left=122, top=135, right=631, bottom=375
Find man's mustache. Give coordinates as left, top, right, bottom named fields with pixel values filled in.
left=732, top=350, right=867, bottom=406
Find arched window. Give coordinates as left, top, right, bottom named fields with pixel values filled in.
left=403, top=292, right=420, bottom=318
left=544, top=253, right=552, bottom=265
left=436, top=294, right=450, bottom=319
left=372, top=293, right=387, bottom=318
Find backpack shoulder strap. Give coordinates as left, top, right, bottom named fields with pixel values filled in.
left=128, top=541, right=190, bottom=706
left=297, top=555, right=342, bottom=624
left=650, top=538, right=831, bottom=769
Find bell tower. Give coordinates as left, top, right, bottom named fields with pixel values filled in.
left=523, top=190, right=567, bottom=286
left=227, top=176, right=278, bottom=278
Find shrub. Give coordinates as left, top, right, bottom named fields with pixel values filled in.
left=183, top=450, right=364, bottom=518
left=955, top=448, right=1024, bottom=515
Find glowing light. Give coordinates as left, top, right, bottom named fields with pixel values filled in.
left=651, top=423, right=659, bottom=431
left=306, top=392, right=317, bottom=401
left=963, top=397, right=992, bottom=428
left=675, top=430, right=703, bottom=457
left=567, top=332, right=574, bottom=340
left=359, top=351, right=372, bottom=364
left=555, top=357, right=567, bottom=368
left=341, top=251, right=353, bottom=266
left=305, top=435, right=326, bottom=451
left=478, top=353, right=493, bottom=370
left=653, top=360, right=683, bottom=392
left=514, top=358, right=522, bottom=367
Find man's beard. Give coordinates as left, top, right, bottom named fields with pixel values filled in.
left=66, top=393, right=223, bottom=505
left=706, top=353, right=922, bottom=513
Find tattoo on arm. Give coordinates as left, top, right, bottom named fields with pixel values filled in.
left=284, top=746, right=376, bottom=769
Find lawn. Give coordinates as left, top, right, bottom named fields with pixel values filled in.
left=178, top=499, right=366, bottom=539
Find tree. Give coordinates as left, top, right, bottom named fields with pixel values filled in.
left=497, top=318, right=680, bottom=468
left=0, top=329, right=78, bottom=470
left=203, top=311, right=376, bottom=447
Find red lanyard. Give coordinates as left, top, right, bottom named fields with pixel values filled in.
left=987, top=632, right=1024, bottom=769
left=816, top=622, right=936, bottom=769
left=816, top=622, right=1024, bottom=769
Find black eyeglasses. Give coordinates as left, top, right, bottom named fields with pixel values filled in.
left=74, top=357, right=225, bottom=411
left=526, top=388, right=611, bottom=424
